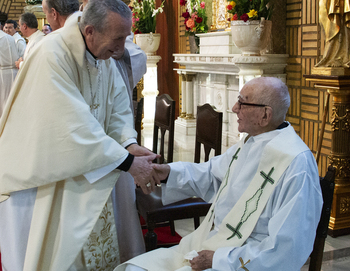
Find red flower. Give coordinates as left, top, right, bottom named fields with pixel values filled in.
left=240, top=13, right=249, bottom=22
left=227, top=4, right=233, bottom=10
left=196, top=17, right=203, bottom=23
left=227, top=18, right=231, bottom=22
left=180, top=0, right=187, bottom=6
left=135, top=29, right=141, bottom=34
left=232, top=14, right=238, bottom=20
left=129, top=6, right=133, bottom=11
left=182, top=11, right=190, bottom=19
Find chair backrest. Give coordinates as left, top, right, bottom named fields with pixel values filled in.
left=194, top=104, right=223, bottom=163
left=308, top=166, right=336, bottom=271
left=152, top=94, right=176, bottom=164
left=133, top=98, right=144, bottom=145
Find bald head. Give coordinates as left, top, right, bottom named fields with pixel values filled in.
left=244, top=77, right=290, bottom=126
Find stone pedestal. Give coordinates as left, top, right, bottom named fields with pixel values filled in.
left=305, top=74, right=350, bottom=237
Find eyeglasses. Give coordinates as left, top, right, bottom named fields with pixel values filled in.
left=237, top=100, right=269, bottom=110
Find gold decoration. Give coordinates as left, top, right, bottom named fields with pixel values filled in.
left=185, top=113, right=194, bottom=119
left=210, top=0, right=230, bottom=31
left=239, top=257, right=250, bottom=271
left=340, top=196, right=350, bottom=214
left=331, top=107, right=350, bottom=132
left=329, top=156, right=350, bottom=178
left=316, top=0, right=350, bottom=68
left=136, top=77, right=144, bottom=100
left=85, top=202, right=120, bottom=271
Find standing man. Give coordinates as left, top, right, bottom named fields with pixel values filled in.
left=0, top=29, right=19, bottom=117
left=15, top=12, right=45, bottom=69
left=42, top=0, right=80, bottom=31
left=4, top=19, right=26, bottom=58
left=42, top=23, right=52, bottom=35
left=79, top=0, right=148, bottom=263
left=0, top=1, right=159, bottom=271
left=117, top=77, right=323, bottom=271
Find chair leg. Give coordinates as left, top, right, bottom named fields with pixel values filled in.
left=170, top=220, right=176, bottom=236
left=144, top=221, right=158, bottom=251
left=194, top=216, right=200, bottom=229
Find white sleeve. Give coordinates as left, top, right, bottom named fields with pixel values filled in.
left=161, top=145, right=239, bottom=205
left=212, top=152, right=323, bottom=271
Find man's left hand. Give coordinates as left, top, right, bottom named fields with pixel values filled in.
left=189, top=250, right=215, bottom=271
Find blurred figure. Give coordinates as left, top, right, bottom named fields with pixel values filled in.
left=0, top=29, right=19, bottom=117
left=42, top=0, right=80, bottom=31
left=4, top=19, right=26, bottom=58
left=42, top=23, right=52, bottom=35
left=15, top=12, right=45, bottom=69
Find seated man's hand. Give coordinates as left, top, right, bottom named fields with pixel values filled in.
left=152, top=163, right=171, bottom=181
left=127, top=143, right=160, bottom=159
left=128, top=155, right=160, bottom=194
left=189, top=250, right=214, bottom=271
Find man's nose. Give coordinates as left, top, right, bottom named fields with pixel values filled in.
left=232, top=101, right=239, bottom=113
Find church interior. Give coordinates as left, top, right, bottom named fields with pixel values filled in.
left=1, top=0, right=350, bottom=270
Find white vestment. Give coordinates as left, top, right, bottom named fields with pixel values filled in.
left=0, top=12, right=136, bottom=271
left=0, top=30, right=18, bottom=117
left=12, top=32, right=26, bottom=58
left=19, top=29, right=45, bottom=69
left=116, top=125, right=323, bottom=271
left=112, top=35, right=147, bottom=263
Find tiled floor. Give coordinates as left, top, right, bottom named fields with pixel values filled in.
left=142, top=127, right=350, bottom=270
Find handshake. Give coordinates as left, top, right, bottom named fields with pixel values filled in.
left=126, top=144, right=170, bottom=194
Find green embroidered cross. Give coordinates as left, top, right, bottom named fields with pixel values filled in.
left=239, top=257, right=250, bottom=271
left=260, top=167, right=275, bottom=189
left=226, top=222, right=243, bottom=240
left=232, top=148, right=241, bottom=161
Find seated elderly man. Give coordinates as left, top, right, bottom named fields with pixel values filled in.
left=115, top=77, right=323, bottom=271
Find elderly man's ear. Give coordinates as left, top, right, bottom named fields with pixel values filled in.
left=260, top=107, right=273, bottom=127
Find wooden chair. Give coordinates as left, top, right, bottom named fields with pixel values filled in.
left=136, top=103, right=223, bottom=251
left=152, top=94, right=175, bottom=164
left=133, top=98, right=143, bottom=145
left=308, top=166, right=336, bottom=271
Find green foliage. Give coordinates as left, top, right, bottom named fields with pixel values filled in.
left=132, top=0, right=164, bottom=34
left=226, top=0, right=273, bottom=21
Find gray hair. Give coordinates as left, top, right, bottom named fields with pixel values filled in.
left=80, top=0, right=132, bottom=33
left=248, top=77, right=290, bottom=125
left=45, top=0, right=80, bottom=16
left=20, top=12, right=38, bottom=29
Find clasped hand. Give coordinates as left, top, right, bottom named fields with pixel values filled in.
left=127, top=144, right=161, bottom=194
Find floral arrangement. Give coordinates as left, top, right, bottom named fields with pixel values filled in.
left=131, top=0, right=165, bottom=34
left=25, top=0, right=42, bottom=5
left=180, top=0, right=208, bottom=36
left=226, top=0, right=273, bottom=22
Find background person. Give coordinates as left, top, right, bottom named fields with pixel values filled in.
left=0, top=29, right=19, bottom=118
left=15, top=12, right=45, bottom=69
left=4, top=19, right=26, bottom=58
left=42, top=23, right=52, bottom=35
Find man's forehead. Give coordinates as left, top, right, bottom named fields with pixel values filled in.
left=5, top=23, right=14, bottom=27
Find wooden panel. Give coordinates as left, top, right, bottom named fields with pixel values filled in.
left=286, top=0, right=331, bottom=176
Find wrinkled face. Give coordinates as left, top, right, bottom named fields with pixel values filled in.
left=4, top=23, right=16, bottom=36
left=232, top=84, right=267, bottom=136
left=42, top=25, right=51, bottom=35
left=42, top=0, right=60, bottom=31
left=86, top=11, right=131, bottom=60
